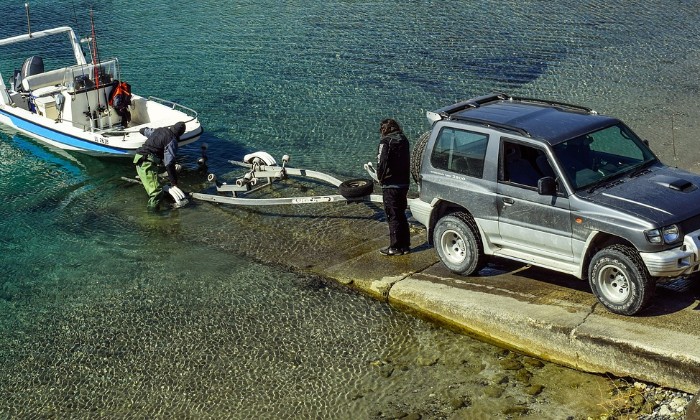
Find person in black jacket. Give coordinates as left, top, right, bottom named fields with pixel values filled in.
left=133, top=121, right=187, bottom=210
left=376, top=118, right=410, bottom=256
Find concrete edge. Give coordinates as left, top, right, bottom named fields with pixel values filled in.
left=385, top=276, right=700, bottom=394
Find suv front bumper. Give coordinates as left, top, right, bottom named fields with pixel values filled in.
left=640, top=228, right=700, bottom=278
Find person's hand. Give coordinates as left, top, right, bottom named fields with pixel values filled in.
left=166, top=185, right=186, bottom=201
left=364, top=162, right=379, bottom=182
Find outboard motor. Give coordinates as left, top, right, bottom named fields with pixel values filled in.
left=13, top=56, right=44, bottom=92
left=21, top=56, right=44, bottom=78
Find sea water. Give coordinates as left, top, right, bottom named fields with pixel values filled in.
left=1, top=1, right=699, bottom=418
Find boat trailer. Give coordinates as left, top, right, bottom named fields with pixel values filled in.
left=190, top=151, right=383, bottom=207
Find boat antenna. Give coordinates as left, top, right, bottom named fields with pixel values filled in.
left=72, top=3, right=96, bottom=130
left=89, top=7, right=107, bottom=122
left=89, top=9, right=101, bottom=89
left=25, top=2, right=32, bottom=37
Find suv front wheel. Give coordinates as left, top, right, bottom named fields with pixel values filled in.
left=588, top=245, right=656, bottom=315
left=433, top=212, right=487, bottom=275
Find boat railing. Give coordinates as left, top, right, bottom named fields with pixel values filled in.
left=147, top=96, right=199, bottom=122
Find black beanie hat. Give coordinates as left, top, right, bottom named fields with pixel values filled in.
left=172, top=122, right=186, bottom=137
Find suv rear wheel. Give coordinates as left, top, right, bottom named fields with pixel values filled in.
left=433, top=212, right=487, bottom=275
left=588, top=245, right=656, bottom=315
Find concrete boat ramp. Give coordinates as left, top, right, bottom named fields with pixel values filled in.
left=319, top=235, right=700, bottom=394
left=185, top=180, right=700, bottom=395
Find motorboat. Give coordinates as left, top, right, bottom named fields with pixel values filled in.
left=0, top=25, right=203, bottom=157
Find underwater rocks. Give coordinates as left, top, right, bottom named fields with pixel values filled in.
left=366, top=348, right=695, bottom=419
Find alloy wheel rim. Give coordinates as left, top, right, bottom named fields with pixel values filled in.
left=440, top=229, right=466, bottom=264
left=598, top=264, right=630, bottom=303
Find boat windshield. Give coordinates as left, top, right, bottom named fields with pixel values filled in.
left=65, top=59, right=120, bottom=89
left=552, top=123, right=657, bottom=191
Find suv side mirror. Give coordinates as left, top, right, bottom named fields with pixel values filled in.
left=538, top=176, right=557, bottom=195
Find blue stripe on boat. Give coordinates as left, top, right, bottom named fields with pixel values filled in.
left=0, top=108, right=131, bottom=155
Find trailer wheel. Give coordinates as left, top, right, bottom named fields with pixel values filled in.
left=339, top=178, right=374, bottom=198
left=410, top=131, right=430, bottom=184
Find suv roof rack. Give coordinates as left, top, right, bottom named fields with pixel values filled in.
left=429, top=93, right=509, bottom=120
left=448, top=115, right=531, bottom=137
left=507, top=95, right=598, bottom=115
left=427, top=93, right=598, bottom=125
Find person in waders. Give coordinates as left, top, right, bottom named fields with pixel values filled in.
left=376, top=118, right=411, bottom=256
left=133, top=122, right=187, bottom=210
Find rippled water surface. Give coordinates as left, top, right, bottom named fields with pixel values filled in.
left=2, top=1, right=700, bottom=418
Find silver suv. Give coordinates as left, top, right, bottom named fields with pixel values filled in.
left=409, top=93, right=700, bottom=315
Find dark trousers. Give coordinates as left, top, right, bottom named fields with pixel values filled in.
left=115, top=107, right=131, bottom=127
left=382, top=187, right=410, bottom=249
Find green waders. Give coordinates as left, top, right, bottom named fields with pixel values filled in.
left=133, top=153, right=164, bottom=210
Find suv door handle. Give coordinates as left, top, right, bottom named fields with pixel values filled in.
left=503, top=197, right=515, bottom=206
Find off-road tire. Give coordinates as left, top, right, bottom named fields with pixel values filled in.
left=588, top=244, right=656, bottom=315
left=433, top=212, right=487, bottom=275
left=338, top=178, right=374, bottom=198
left=410, top=131, right=431, bottom=184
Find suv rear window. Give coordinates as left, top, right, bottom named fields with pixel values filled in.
left=430, top=127, right=487, bottom=178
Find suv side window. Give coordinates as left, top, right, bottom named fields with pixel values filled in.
left=430, top=127, right=487, bottom=178
left=499, top=140, right=554, bottom=188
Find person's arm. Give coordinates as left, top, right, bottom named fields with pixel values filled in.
left=163, top=139, right=179, bottom=185
left=162, top=138, right=186, bottom=202
left=376, top=137, right=390, bottom=183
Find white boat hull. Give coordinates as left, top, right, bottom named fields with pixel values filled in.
left=0, top=95, right=202, bottom=157
left=0, top=26, right=203, bottom=157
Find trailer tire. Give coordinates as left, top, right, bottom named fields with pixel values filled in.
left=339, top=178, right=374, bottom=198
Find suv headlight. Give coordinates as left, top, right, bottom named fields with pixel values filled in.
left=645, top=224, right=681, bottom=244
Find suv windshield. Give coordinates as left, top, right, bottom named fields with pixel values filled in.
left=552, top=123, right=657, bottom=191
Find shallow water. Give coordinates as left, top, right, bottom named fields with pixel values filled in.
left=1, top=1, right=700, bottom=418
